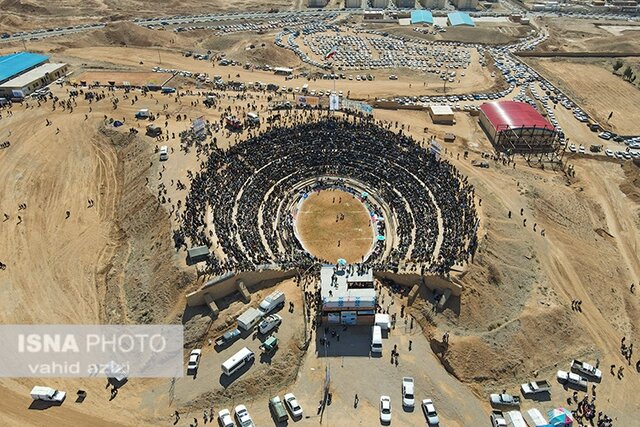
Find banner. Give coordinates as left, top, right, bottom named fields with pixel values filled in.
left=342, top=99, right=373, bottom=115
left=192, top=116, right=206, bottom=135
left=329, top=94, right=340, bottom=111
left=430, top=140, right=442, bottom=160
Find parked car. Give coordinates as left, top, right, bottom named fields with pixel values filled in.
left=491, top=409, right=508, bottom=427
left=186, top=349, right=201, bottom=375
left=258, top=314, right=282, bottom=334
left=269, top=396, right=289, bottom=422
left=218, top=408, right=235, bottom=427
left=489, top=393, right=520, bottom=407
left=402, top=377, right=415, bottom=408
left=421, top=399, right=440, bottom=425
left=284, top=392, right=303, bottom=419
left=234, top=404, right=254, bottom=427
left=520, top=380, right=551, bottom=395
left=380, top=395, right=392, bottom=423
left=571, top=360, right=602, bottom=380
left=557, top=370, right=588, bottom=389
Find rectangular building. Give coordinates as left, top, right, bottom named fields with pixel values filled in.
left=345, top=0, right=362, bottom=7
left=0, top=52, right=49, bottom=85
left=0, top=63, right=68, bottom=98
left=396, top=0, right=416, bottom=7
left=420, top=0, right=447, bottom=8
left=447, top=11, right=476, bottom=26
left=371, top=0, right=390, bottom=8
left=451, top=0, right=478, bottom=10
left=429, top=105, right=455, bottom=124
left=320, top=265, right=376, bottom=325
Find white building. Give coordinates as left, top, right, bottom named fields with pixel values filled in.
left=0, top=63, right=68, bottom=98
left=320, top=265, right=377, bottom=325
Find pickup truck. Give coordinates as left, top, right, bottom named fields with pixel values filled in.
left=571, top=359, right=602, bottom=381
left=489, top=393, right=520, bottom=407
left=557, top=370, right=588, bottom=389
left=215, top=328, right=241, bottom=348
left=520, top=380, right=551, bottom=395
left=491, top=410, right=508, bottom=427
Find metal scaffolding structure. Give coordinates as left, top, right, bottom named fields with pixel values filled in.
left=490, top=123, right=565, bottom=166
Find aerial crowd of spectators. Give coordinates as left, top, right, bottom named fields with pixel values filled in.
left=178, top=113, right=478, bottom=278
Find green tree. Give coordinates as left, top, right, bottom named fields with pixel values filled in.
left=613, top=60, right=624, bottom=71
left=623, top=66, right=633, bottom=80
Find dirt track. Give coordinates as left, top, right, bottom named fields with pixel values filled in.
left=296, top=189, right=374, bottom=264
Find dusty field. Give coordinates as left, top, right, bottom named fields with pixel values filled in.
left=75, top=71, right=174, bottom=86
left=538, top=17, right=640, bottom=53
left=525, top=57, right=640, bottom=135
left=295, top=189, right=374, bottom=264
left=376, top=21, right=530, bottom=45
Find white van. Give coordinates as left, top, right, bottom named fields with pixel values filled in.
left=258, top=290, right=285, bottom=315
left=371, top=325, right=382, bottom=354
left=159, top=146, right=168, bottom=161
left=221, top=347, right=255, bottom=376
left=301, top=84, right=309, bottom=93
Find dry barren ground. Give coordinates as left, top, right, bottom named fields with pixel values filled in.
left=295, top=189, right=374, bottom=264
left=525, top=58, right=640, bottom=135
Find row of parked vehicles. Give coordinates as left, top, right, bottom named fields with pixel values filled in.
left=489, top=359, right=601, bottom=425
left=216, top=393, right=303, bottom=427
left=379, top=377, right=440, bottom=425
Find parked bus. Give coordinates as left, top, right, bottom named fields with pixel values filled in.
left=221, top=347, right=255, bottom=376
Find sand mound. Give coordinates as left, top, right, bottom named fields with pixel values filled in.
left=620, top=160, right=640, bottom=203
left=99, top=128, right=195, bottom=323
left=71, top=22, right=177, bottom=48
left=0, top=0, right=50, bottom=15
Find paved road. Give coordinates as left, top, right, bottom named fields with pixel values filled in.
left=2, top=7, right=638, bottom=44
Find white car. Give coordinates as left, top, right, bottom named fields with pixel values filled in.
left=389, top=75, right=398, bottom=80
left=187, top=349, right=201, bottom=375
left=218, top=409, right=235, bottom=427
left=258, top=314, right=282, bottom=334
left=402, top=377, right=415, bottom=408
left=234, top=405, right=254, bottom=427
left=578, top=145, right=585, bottom=154
left=284, top=392, right=303, bottom=419
left=605, top=149, right=614, bottom=157
left=421, top=399, right=440, bottom=425
left=568, top=144, right=576, bottom=153
left=380, top=395, right=392, bottom=423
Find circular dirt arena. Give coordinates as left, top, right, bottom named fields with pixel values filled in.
left=295, top=189, right=374, bottom=264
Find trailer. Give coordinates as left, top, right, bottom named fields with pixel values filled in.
left=520, top=380, right=551, bottom=395
left=505, top=410, right=528, bottom=427
left=237, top=307, right=263, bottom=331
left=30, top=386, right=66, bottom=403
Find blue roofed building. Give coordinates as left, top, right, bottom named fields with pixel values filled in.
left=0, top=52, right=49, bottom=84
left=410, top=10, right=434, bottom=25
left=447, top=11, right=475, bottom=27
left=0, top=52, right=67, bottom=98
